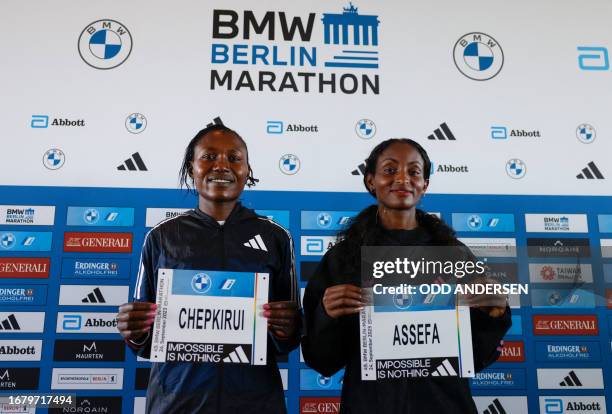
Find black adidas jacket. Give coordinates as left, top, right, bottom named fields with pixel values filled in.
left=132, top=203, right=299, bottom=414
left=302, top=225, right=511, bottom=414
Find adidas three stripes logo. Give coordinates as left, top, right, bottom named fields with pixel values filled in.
left=243, top=234, right=268, bottom=251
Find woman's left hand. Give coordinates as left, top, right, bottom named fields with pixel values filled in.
left=263, top=301, right=299, bottom=338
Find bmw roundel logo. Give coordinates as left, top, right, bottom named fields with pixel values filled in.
left=355, top=119, right=376, bottom=139
left=317, top=374, right=332, bottom=388
left=453, top=32, right=504, bottom=81
left=191, top=273, right=212, bottom=294
left=0, top=233, right=16, bottom=249
left=317, top=212, right=332, bottom=228
left=393, top=293, right=413, bottom=309
left=548, top=291, right=562, bottom=305
left=279, top=154, right=300, bottom=175
left=505, top=158, right=526, bottom=179
left=576, top=123, right=596, bottom=144
left=43, top=148, right=65, bottom=170
left=125, top=113, right=147, bottom=134
left=467, top=214, right=482, bottom=230
left=78, top=20, right=133, bottom=70
left=83, top=208, right=100, bottom=224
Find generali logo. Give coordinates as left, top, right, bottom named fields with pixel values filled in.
left=0, top=258, right=50, bottom=278
left=533, top=315, right=598, bottom=336
left=300, top=397, right=341, bottom=413
left=63, top=232, right=132, bottom=253
left=498, top=341, right=525, bottom=362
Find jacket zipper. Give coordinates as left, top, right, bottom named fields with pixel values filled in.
left=216, top=222, right=225, bottom=414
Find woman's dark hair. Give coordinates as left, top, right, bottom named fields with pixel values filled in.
left=179, top=124, right=259, bottom=193
left=336, top=138, right=457, bottom=274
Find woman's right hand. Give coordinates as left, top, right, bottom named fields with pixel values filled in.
left=117, top=302, right=157, bottom=342
left=322, top=284, right=364, bottom=319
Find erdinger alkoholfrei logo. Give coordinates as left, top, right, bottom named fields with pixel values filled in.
left=453, top=32, right=504, bottom=81
left=78, top=20, right=133, bottom=70
left=355, top=119, right=376, bottom=139
left=191, top=273, right=211, bottom=294
left=505, top=158, right=526, bottom=179
left=43, top=149, right=65, bottom=170
left=210, top=3, right=380, bottom=94
left=576, top=123, right=596, bottom=144
left=125, top=113, right=147, bottom=134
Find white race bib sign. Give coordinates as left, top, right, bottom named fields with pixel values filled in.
left=360, top=291, right=474, bottom=380
left=151, top=269, right=269, bottom=365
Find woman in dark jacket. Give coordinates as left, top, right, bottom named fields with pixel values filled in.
left=302, top=138, right=511, bottom=414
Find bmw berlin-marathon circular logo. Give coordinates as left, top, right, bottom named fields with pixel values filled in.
left=125, top=113, right=147, bottom=134
left=453, top=32, right=504, bottom=81
left=191, top=273, right=212, bottom=294
left=43, top=149, right=65, bottom=170
left=1, top=233, right=16, bottom=249
left=467, top=214, right=482, bottom=230
left=83, top=208, right=100, bottom=224
left=576, top=123, right=596, bottom=144
left=78, top=20, right=133, bottom=70
left=279, top=154, right=300, bottom=175
left=355, top=119, right=376, bottom=139
left=506, top=158, right=526, bottom=179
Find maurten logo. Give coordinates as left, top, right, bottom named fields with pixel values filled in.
left=427, top=122, right=456, bottom=140
left=576, top=162, right=604, bottom=179
left=117, top=152, right=148, bottom=171
left=244, top=234, right=268, bottom=251
left=482, top=398, right=507, bottom=414
left=125, top=113, right=147, bottom=133
left=453, top=33, right=504, bottom=81
left=82, top=288, right=106, bottom=303
left=0, top=314, right=21, bottom=330
left=78, top=20, right=133, bottom=70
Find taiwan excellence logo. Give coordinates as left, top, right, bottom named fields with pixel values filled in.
left=191, top=273, right=212, bottom=294
left=355, top=119, right=376, bottom=139
left=78, top=20, right=133, bottom=70
left=43, top=149, right=65, bottom=170
left=125, top=113, right=147, bottom=134
left=505, top=159, right=526, bottom=179
left=279, top=154, right=300, bottom=175
left=453, top=32, right=504, bottom=81
left=576, top=123, right=596, bottom=144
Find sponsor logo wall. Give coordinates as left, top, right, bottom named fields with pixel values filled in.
left=0, top=1, right=611, bottom=413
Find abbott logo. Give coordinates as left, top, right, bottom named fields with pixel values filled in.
left=578, top=46, right=610, bottom=71
left=491, top=126, right=508, bottom=139
left=31, top=115, right=49, bottom=128
left=267, top=121, right=283, bottom=134
left=63, top=315, right=82, bottom=330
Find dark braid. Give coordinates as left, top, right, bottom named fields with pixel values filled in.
left=336, top=138, right=457, bottom=274
left=179, top=124, right=259, bottom=194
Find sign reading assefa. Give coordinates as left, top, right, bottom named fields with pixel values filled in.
left=151, top=269, right=269, bottom=365
left=360, top=295, right=474, bottom=381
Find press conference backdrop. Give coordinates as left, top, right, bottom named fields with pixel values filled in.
left=0, top=0, right=611, bottom=412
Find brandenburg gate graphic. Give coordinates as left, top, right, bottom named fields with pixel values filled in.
left=322, top=3, right=380, bottom=46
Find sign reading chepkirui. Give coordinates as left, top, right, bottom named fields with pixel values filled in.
left=151, top=269, right=269, bottom=365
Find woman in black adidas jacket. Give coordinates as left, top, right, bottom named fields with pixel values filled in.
left=302, top=138, right=511, bottom=414
left=117, top=124, right=300, bottom=413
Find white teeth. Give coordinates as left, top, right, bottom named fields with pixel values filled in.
left=211, top=179, right=231, bottom=183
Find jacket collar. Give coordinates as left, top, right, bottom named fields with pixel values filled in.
left=189, top=202, right=258, bottom=226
